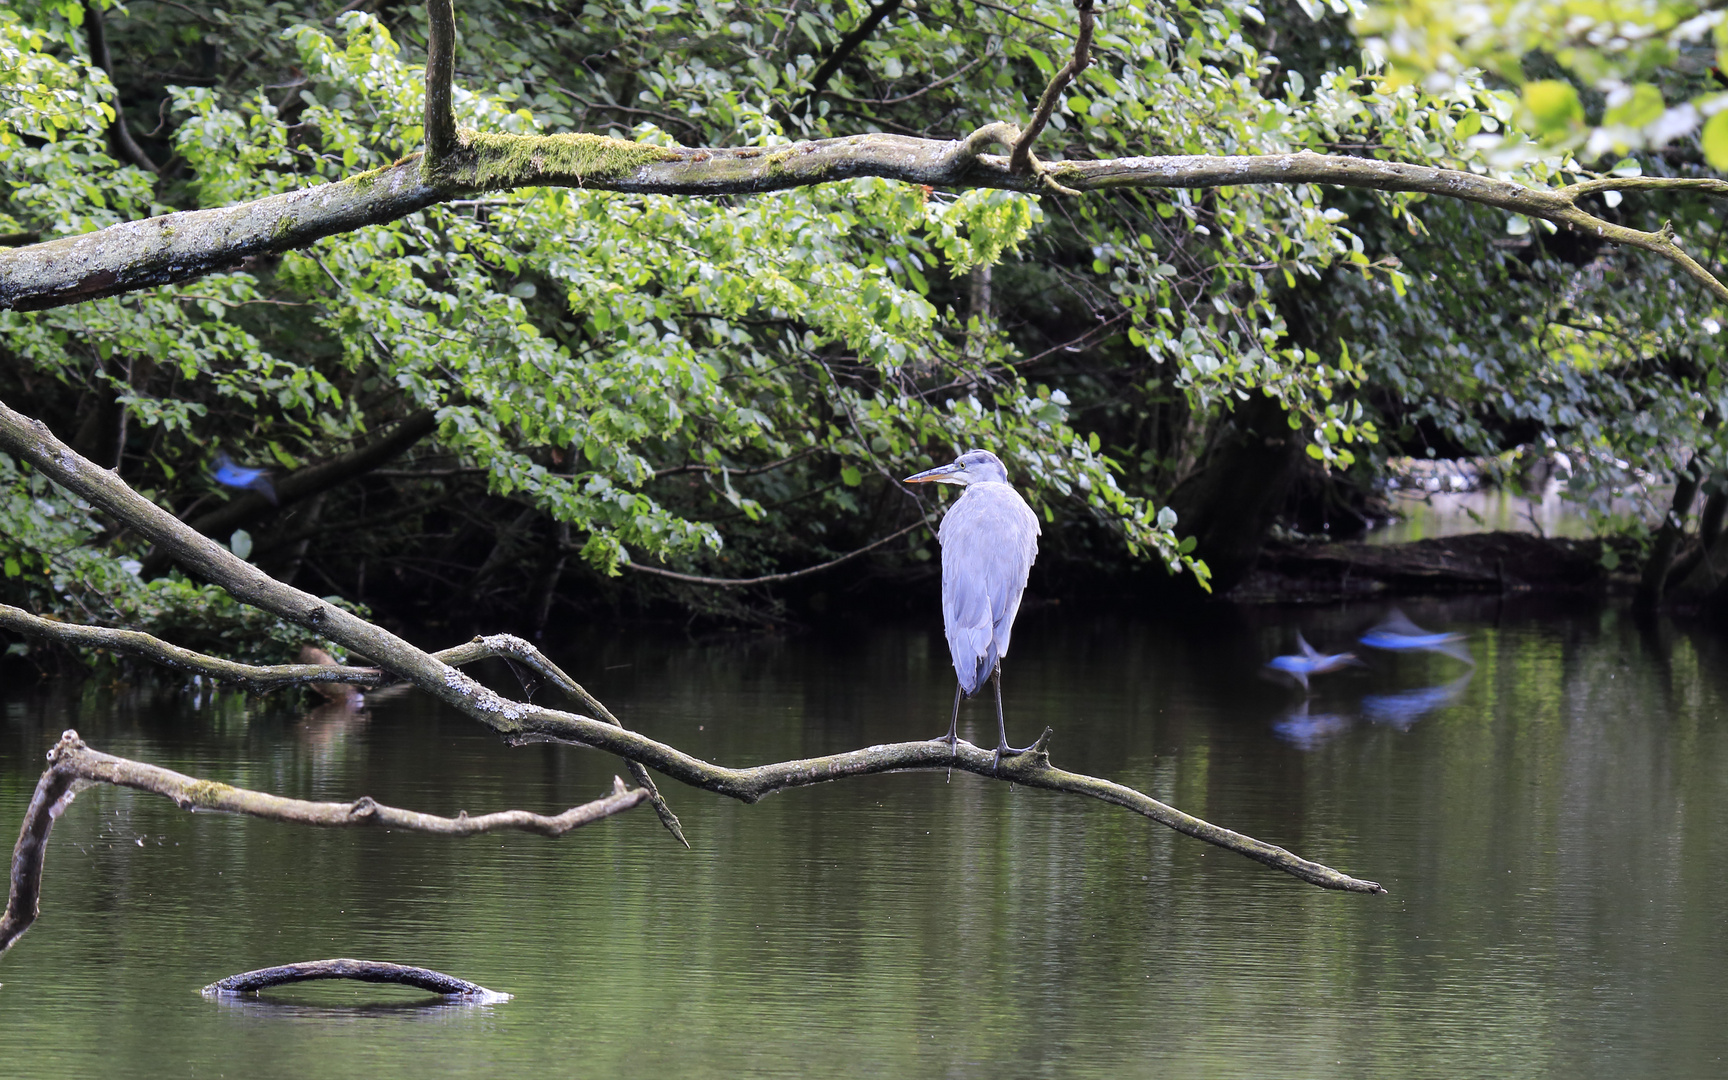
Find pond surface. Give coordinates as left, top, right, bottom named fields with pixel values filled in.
left=3, top=599, right=1727, bottom=1078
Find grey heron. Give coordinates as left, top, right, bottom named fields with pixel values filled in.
left=904, top=448, right=1040, bottom=765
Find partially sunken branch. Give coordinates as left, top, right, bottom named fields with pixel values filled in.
left=0, top=396, right=1383, bottom=894
left=0, top=730, right=647, bottom=956
left=203, top=958, right=510, bottom=1001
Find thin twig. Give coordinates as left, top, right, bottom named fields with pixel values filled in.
left=625, top=519, right=927, bottom=586
left=653, top=445, right=821, bottom=479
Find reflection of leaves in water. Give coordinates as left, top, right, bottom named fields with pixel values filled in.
left=1361, top=674, right=1474, bottom=732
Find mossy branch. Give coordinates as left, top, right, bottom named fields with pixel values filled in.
left=0, top=730, right=647, bottom=958
left=5, top=132, right=1723, bottom=310
left=1, top=0, right=1722, bottom=308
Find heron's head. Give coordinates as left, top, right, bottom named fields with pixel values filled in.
left=903, top=449, right=1009, bottom=487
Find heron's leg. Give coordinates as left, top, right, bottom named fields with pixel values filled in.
left=992, top=665, right=1031, bottom=772
left=934, top=683, right=961, bottom=751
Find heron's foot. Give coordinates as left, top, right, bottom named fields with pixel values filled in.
left=992, top=742, right=1033, bottom=774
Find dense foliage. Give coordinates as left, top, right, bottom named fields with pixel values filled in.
left=1, top=0, right=1723, bottom=652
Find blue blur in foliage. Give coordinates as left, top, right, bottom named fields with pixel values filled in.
left=1358, top=609, right=1473, bottom=665
left=212, top=452, right=278, bottom=505
left=1266, top=633, right=1361, bottom=691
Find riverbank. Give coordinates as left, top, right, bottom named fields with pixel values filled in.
left=1228, top=531, right=1632, bottom=603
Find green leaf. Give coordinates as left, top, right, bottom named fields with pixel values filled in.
left=1703, top=111, right=1728, bottom=171
left=1603, top=83, right=1665, bottom=130
left=1523, top=81, right=1583, bottom=135
left=840, top=465, right=861, bottom=487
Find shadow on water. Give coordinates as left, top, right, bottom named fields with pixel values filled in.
left=4, top=594, right=1728, bottom=1078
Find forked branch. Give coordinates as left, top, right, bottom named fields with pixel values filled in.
left=0, top=730, right=647, bottom=957
left=0, top=397, right=1382, bottom=894
left=1009, top=0, right=1094, bottom=176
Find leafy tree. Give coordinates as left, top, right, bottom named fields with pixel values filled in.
left=1, top=0, right=1723, bottom=653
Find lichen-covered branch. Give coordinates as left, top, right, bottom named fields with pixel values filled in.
left=0, top=396, right=1384, bottom=893
left=0, top=602, right=383, bottom=691
left=203, top=958, right=510, bottom=1001
left=5, top=132, right=1723, bottom=311
left=0, top=730, right=647, bottom=957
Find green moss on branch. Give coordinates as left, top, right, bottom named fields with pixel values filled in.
left=434, top=128, right=682, bottom=190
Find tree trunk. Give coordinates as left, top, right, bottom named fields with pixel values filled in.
left=1636, top=457, right=1703, bottom=612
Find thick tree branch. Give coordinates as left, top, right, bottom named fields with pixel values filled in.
left=191, top=409, right=438, bottom=537
left=5, top=133, right=1724, bottom=310
left=1009, top=0, right=1094, bottom=175
left=203, top=958, right=510, bottom=1001
left=1, top=729, right=646, bottom=957
left=624, top=517, right=927, bottom=586
left=0, top=395, right=1383, bottom=893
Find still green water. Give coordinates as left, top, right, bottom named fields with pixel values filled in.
left=2, top=600, right=1726, bottom=1078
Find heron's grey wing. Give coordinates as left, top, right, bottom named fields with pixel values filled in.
left=940, top=509, right=999, bottom=695
left=939, top=485, right=1040, bottom=693
left=980, top=488, right=1039, bottom=659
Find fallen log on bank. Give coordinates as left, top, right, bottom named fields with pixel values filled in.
left=1231, top=532, right=1619, bottom=603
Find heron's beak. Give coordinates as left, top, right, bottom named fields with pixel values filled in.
left=903, top=463, right=966, bottom=485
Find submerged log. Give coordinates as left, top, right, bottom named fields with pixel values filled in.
left=203, top=959, right=510, bottom=1001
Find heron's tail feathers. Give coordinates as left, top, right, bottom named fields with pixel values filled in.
left=950, top=628, right=998, bottom=696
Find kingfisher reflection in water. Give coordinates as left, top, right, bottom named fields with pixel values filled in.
left=1361, top=673, right=1474, bottom=731
left=1272, top=700, right=1355, bottom=750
